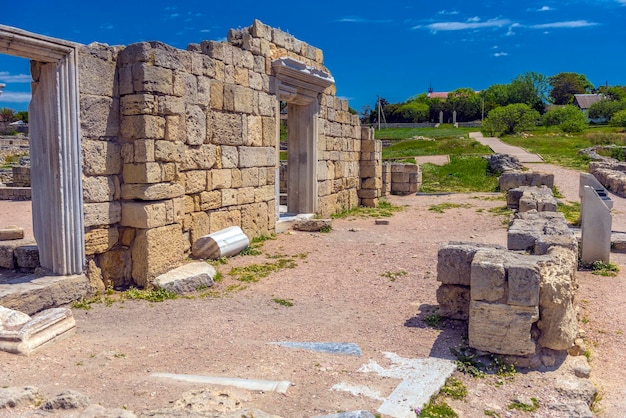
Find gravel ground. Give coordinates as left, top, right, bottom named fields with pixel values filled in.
left=0, top=163, right=625, bottom=417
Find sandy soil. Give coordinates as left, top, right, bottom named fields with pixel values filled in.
left=0, top=163, right=625, bottom=417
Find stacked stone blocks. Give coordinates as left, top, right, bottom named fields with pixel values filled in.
left=358, top=128, right=382, bottom=207
left=382, top=162, right=421, bottom=195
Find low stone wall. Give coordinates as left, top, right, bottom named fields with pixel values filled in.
left=437, top=208, right=578, bottom=357
left=0, top=240, right=39, bottom=269
left=506, top=186, right=557, bottom=212
left=11, top=166, right=30, bottom=187
left=589, top=161, right=626, bottom=197
left=0, top=187, right=31, bottom=201
left=498, top=170, right=554, bottom=191
left=358, top=130, right=382, bottom=207
left=382, top=162, right=421, bottom=195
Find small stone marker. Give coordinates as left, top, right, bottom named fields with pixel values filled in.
left=0, top=226, right=24, bottom=241
left=192, top=226, right=249, bottom=259
left=374, top=219, right=389, bottom=225
left=292, top=219, right=332, bottom=232
left=152, top=262, right=216, bottom=294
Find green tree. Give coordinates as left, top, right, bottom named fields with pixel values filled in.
left=588, top=99, right=626, bottom=120
left=610, top=109, right=626, bottom=128
left=447, top=88, right=481, bottom=121
left=0, top=107, right=16, bottom=122
left=549, top=72, right=593, bottom=105
left=396, top=101, right=429, bottom=122
left=482, top=83, right=512, bottom=112
left=543, top=105, right=587, bottom=132
left=482, top=103, right=540, bottom=136
left=510, top=72, right=550, bottom=113
left=15, top=111, right=28, bottom=123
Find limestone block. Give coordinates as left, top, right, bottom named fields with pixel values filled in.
left=157, top=95, right=185, bottom=116
left=182, top=73, right=198, bottom=104
left=210, top=81, right=224, bottom=110
left=223, top=85, right=254, bottom=114
left=468, top=301, right=539, bottom=356
left=190, top=211, right=210, bottom=245
left=133, top=139, right=156, bottom=163
left=183, top=170, right=207, bottom=194
left=85, top=227, right=119, bottom=256
left=212, top=169, right=233, bottom=189
left=239, top=147, right=275, bottom=168
left=470, top=250, right=507, bottom=302
left=210, top=210, right=241, bottom=233
left=507, top=260, right=541, bottom=307
left=237, top=187, right=256, bottom=205
left=231, top=168, right=242, bottom=188
left=293, top=219, right=332, bottom=232
left=357, top=189, right=380, bottom=199
left=98, top=248, right=132, bottom=288
left=121, top=93, right=157, bottom=116
left=165, top=115, right=186, bottom=142
left=131, top=224, right=184, bottom=286
left=181, top=144, right=217, bottom=170
left=121, top=115, right=165, bottom=140
left=197, top=77, right=211, bottom=106
left=207, top=112, right=244, bottom=146
left=436, top=284, right=470, bottom=320
left=155, top=140, right=185, bottom=162
left=121, top=201, right=171, bottom=228
left=152, top=262, right=216, bottom=294
left=185, top=105, right=206, bottom=146
left=80, top=95, right=119, bottom=138
left=78, top=45, right=117, bottom=96
left=221, top=146, right=239, bottom=169
left=0, top=226, right=24, bottom=241
left=83, top=140, right=122, bottom=176
left=254, top=185, right=275, bottom=203
left=123, top=162, right=164, bottom=184
left=221, top=188, right=238, bottom=207
left=121, top=183, right=184, bottom=201
left=536, top=247, right=579, bottom=350
left=83, top=176, right=117, bottom=203
left=499, top=171, right=555, bottom=192
left=200, top=190, right=222, bottom=211
left=14, top=245, right=39, bottom=269
left=437, top=242, right=501, bottom=286
left=83, top=202, right=122, bottom=227
left=241, top=203, right=269, bottom=237
left=132, top=63, right=173, bottom=95
left=241, top=168, right=260, bottom=187
left=246, top=115, right=263, bottom=146
left=258, top=93, right=275, bottom=117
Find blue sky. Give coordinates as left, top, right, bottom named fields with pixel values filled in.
left=1, top=0, right=625, bottom=112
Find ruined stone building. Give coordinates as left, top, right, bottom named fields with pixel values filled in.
left=0, top=20, right=384, bottom=290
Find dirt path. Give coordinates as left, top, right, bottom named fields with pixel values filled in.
left=0, top=164, right=625, bottom=417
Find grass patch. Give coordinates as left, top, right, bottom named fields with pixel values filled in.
left=428, top=203, right=471, bottom=213
left=123, top=287, right=178, bottom=302
left=417, top=399, right=458, bottom=417
left=240, top=234, right=276, bottom=256
left=272, top=298, right=294, bottom=307
left=229, top=258, right=297, bottom=282
left=507, top=397, right=539, bottom=412
left=487, top=205, right=514, bottom=226
left=439, top=377, right=468, bottom=400
left=420, top=156, right=498, bottom=193
left=383, top=136, right=491, bottom=160
left=375, top=125, right=476, bottom=141
left=501, top=132, right=591, bottom=170
left=331, top=200, right=403, bottom=219
left=557, top=201, right=581, bottom=225
left=591, top=260, right=620, bottom=277
left=483, top=410, right=501, bottom=417
left=425, top=314, right=443, bottom=329
left=380, top=270, right=408, bottom=281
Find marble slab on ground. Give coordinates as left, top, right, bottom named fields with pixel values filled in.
left=152, top=262, right=216, bottom=294
left=314, top=411, right=376, bottom=418
left=272, top=341, right=363, bottom=356
left=332, top=352, right=456, bottom=418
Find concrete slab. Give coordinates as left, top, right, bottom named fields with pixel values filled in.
left=272, top=341, right=363, bottom=356
left=414, top=155, right=450, bottom=166
left=314, top=411, right=376, bottom=418
left=152, top=373, right=291, bottom=394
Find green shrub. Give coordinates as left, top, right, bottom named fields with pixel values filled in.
left=610, top=109, right=626, bottom=128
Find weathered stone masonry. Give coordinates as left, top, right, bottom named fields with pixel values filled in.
left=76, top=20, right=374, bottom=288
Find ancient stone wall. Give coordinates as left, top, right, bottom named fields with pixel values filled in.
left=77, top=20, right=374, bottom=288
left=382, top=162, right=421, bottom=195
left=437, top=208, right=579, bottom=357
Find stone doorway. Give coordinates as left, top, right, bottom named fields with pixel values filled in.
left=0, top=25, right=84, bottom=275
left=272, top=58, right=334, bottom=221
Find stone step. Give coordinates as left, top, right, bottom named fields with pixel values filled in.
left=0, top=272, right=90, bottom=315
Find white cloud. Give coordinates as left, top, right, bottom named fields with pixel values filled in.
left=506, top=23, right=520, bottom=36
left=100, top=24, right=114, bottom=30
left=494, top=52, right=509, bottom=57
left=0, top=72, right=31, bottom=83
left=200, top=29, right=210, bottom=33
left=536, top=6, right=554, bottom=11
left=418, top=18, right=511, bottom=32
left=335, top=16, right=391, bottom=23
left=0, top=92, right=31, bottom=103
left=531, top=20, right=598, bottom=29
left=437, top=10, right=460, bottom=15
